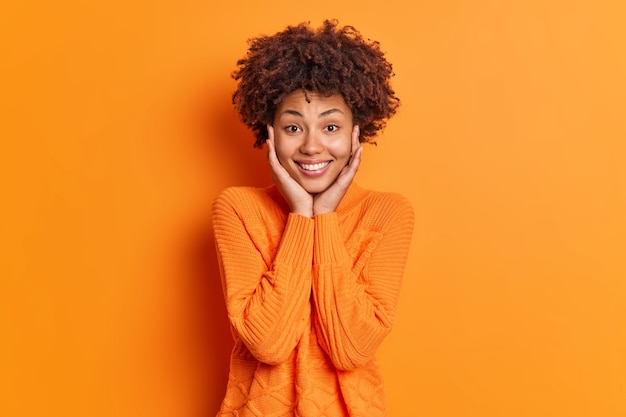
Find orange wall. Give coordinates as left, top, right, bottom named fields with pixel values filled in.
left=1, top=1, right=625, bottom=416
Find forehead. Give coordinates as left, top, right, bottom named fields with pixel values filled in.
left=275, top=90, right=351, bottom=117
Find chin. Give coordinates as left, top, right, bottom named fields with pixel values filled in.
left=303, top=187, right=326, bottom=195
left=301, top=182, right=331, bottom=195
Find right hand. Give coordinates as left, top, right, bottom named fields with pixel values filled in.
left=266, top=125, right=313, bottom=217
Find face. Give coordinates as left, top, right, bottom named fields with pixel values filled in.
left=272, top=90, right=355, bottom=194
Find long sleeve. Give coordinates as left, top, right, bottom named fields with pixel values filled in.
left=212, top=188, right=314, bottom=365
left=311, top=193, right=414, bottom=370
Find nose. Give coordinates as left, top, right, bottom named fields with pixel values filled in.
left=299, top=130, right=323, bottom=155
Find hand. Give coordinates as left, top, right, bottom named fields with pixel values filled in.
left=266, top=125, right=314, bottom=217
left=313, top=125, right=362, bottom=215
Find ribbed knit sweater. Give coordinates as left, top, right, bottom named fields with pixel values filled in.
left=212, top=183, right=414, bottom=417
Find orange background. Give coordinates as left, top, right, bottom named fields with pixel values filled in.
left=1, top=1, right=625, bottom=416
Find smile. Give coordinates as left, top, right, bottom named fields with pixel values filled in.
left=297, top=161, right=331, bottom=171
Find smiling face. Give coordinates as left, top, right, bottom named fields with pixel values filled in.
left=272, top=90, right=354, bottom=194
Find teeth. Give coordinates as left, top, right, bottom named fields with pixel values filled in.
left=299, top=162, right=330, bottom=171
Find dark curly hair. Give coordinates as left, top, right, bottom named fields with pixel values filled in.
left=232, top=20, right=400, bottom=148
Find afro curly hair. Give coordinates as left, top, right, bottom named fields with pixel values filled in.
left=232, top=20, right=400, bottom=148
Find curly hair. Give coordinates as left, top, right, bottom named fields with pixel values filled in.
left=232, top=20, right=400, bottom=148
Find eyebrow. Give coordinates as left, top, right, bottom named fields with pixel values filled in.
left=280, top=108, right=345, bottom=118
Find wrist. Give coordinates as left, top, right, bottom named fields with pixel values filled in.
left=313, top=202, right=337, bottom=216
left=292, top=204, right=313, bottom=218
left=292, top=209, right=313, bottom=218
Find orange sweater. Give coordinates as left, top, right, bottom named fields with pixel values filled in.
left=212, top=183, right=414, bottom=417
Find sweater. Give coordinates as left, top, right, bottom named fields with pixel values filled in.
left=212, top=182, right=414, bottom=417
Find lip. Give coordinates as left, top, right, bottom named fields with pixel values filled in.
left=295, top=160, right=333, bottom=177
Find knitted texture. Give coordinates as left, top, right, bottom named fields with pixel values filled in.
left=212, top=183, right=414, bottom=417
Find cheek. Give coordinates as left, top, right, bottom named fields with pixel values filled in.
left=273, top=139, right=293, bottom=165
left=330, top=138, right=352, bottom=159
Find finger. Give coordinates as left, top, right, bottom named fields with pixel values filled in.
left=345, top=143, right=363, bottom=180
left=266, top=125, right=273, bottom=151
left=333, top=148, right=360, bottom=190
left=266, top=125, right=278, bottom=164
left=349, top=127, right=362, bottom=168
left=349, top=125, right=360, bottom=165
left=346, top=146, right=362, bottom=176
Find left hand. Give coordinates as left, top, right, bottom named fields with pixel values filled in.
left=313, top=125, right=362, bottom=215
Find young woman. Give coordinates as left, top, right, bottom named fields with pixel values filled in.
left=212, top=20, right=414, bottom=417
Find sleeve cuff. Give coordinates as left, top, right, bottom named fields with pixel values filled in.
left=313, top=212, right=350, bottom=265
left=274, top=213, right=314, bottom=269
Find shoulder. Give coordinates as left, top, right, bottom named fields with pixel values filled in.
left=212, top=185, right=286, bottom=219
left=213, top=186, right=271, bottom=208
left=363, top=189, right=413, bottom=215
left=357, top=188, right=414, bottom=230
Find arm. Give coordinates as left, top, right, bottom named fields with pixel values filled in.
left=311, top=195, right=414, bottom=370
left=212, top=189, right=314, bottom=365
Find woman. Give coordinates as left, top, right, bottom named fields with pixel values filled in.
left=212, top=20, right=414, bottom=417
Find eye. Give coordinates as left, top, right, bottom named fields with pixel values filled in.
left=285, top=125, right=301, bottom=134
left=324, top=124, right=340, bottom=132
